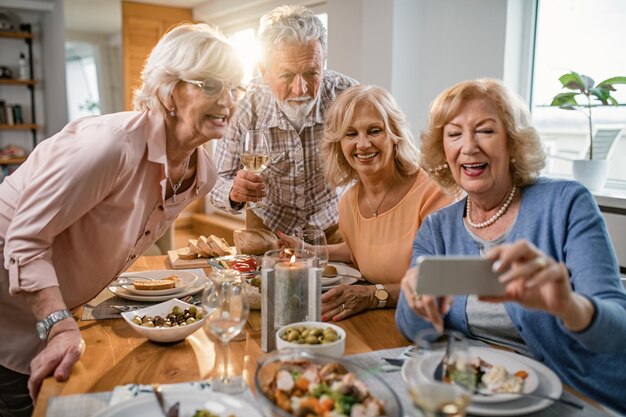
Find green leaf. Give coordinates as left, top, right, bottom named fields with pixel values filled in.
left=559, top=72, right=585, bottom=91
left=550, top=92, right=579, bottom=107
left=590, top=87, right=611, bottom=105
left=597, top=76, right=626, bottom=89
left=607, top=96, right=619, bottom=106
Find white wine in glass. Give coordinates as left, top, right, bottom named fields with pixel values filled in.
left=202, top=270, right=249, bottom=394
left=241, top=129, right=270, bottom=207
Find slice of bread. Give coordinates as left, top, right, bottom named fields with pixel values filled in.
left=132, top=275, right=179, bottom=290
left=197, top=235, right=218, bottom=257
left=177, top=247, right=199, bottom=260
left=188, top=239, right=211, bottom=258
left=207, top=234, right=233, bottom=256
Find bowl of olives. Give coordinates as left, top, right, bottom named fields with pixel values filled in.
left=275, top=321, right=346, bottom=358
left=121, top=298, right=205, bottom=343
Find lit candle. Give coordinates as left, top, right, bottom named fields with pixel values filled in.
left=274, top=255, right=308, bottom=326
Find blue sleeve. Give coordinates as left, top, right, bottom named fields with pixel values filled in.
left=558, top=184, right=626, bottom=352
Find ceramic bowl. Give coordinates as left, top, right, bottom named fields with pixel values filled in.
left=275, top=321, right=346, bottom=358
left=254, top=349, right=403, bottom=417
left=121, top=298, right=204, bottom=343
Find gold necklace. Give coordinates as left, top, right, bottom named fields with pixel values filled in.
left=363, top=180, right=394, bottom=217
left=466, top=184, right=517, bottom=228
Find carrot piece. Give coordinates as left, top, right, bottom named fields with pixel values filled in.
left=515, top=370, right=529, bottom=379
left=295, top=376, right=310, bottom=391
left=320, top=397, right=334, bottom=412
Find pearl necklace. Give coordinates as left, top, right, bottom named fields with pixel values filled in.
left=168, top=156, right=190, bottom=203
left=363, top=180, right=394, bottom=217
left=466, top=184, right=517, bottom=229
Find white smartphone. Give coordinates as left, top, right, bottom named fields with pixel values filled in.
left=415, top=256, right=506, bottom=296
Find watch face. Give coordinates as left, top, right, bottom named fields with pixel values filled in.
left=36, top=321, right=48, bottom=339
left=376, top=288, right=389, bottom=301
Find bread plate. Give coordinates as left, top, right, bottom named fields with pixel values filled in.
left=117, top=270, right=198, bottom=295
left=108, top=272, right=206, bottom=302
left=321, top=262, right=361, bottom=291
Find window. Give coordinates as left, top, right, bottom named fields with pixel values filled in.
left=531, top=0, right=626, bottom=185
left=65, top=42, right=101, bottom=121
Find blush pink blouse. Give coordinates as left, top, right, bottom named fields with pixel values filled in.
left=0, top=111, right=216, bottom=373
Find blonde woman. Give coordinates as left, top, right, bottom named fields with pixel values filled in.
left=317, top=85, right=452, bottom=321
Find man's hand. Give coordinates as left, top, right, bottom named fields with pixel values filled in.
left=229, top=169, right=266, bottom=203
left=28, top=320, right=82, bottom=402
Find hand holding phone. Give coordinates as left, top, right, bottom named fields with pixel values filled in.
left=415, top=256, right=506, bottom=296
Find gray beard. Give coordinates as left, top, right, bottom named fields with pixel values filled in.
left=277, top=97, right=317, bottom=132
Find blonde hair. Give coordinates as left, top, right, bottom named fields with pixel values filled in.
left=420, top=78, right=546, bottom=193
left=322, top=85, right=420, bottom=188
left=133, top=23, right=244, bottom=117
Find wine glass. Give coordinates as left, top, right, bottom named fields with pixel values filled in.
left=406, top=329, right=475, bottom=417
left=201, top=269, right=250, bottom=394
left=295, top=229, right=329, bottom=269
left=241, top=129, right=270, bottom=208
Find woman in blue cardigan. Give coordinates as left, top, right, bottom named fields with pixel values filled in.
left=396, top=78, right=626, bottom=414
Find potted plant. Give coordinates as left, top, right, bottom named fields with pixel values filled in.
left=550, top=71, right=626, bottom=190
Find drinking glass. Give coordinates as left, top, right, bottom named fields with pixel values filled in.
left=406, top=329, right=475, bottom=417
left=241, top=129, right=270, bottom=208
left=295, top=229, right=329, bottom=269
left=201, top=269, right=250, bottom=394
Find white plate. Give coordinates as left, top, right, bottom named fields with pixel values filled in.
left=93, top=391, right=263, bottom=417
left=119, top=270, right=198, bottom=295
left=109, top=273, right=206, bottom=302
left=321, top=262, right=361, bottom=291
left=404, top=347, right=562, bottom=416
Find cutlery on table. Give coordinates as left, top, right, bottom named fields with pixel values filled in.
left=474, top=390, right=584, bottom=409
left=153, top=384, right=180, bottom=417
left=112, top=296, right=200, bottom=313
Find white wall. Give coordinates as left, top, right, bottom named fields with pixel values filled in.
left=328, top=0, right=509, bottom=136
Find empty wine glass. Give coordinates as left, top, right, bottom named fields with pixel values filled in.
left=202, top=269, right=249, bottom=394
left=406, top=329, right=475, bottom=417
left=241, top=129, right=270, bottom=208
left=295, top=229, right=329, bottom=269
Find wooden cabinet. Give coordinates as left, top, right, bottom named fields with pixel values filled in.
left=0, top=26, right=39, bottom=167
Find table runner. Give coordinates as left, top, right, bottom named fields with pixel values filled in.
left=46, top=347, right=610, bottom=417
left=81, top=269, right=207, bottom=320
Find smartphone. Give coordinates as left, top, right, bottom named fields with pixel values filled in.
left=415, top=256, right=506, bottom=296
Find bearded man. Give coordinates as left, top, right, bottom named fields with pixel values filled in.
left=209, top=5, right=358, bottom=242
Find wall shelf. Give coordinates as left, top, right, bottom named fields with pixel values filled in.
left=0, top=79, right=37, bottom=86
left=0, top=123, right=39, bottom=130
left=0, top=156, right=27, bottom=165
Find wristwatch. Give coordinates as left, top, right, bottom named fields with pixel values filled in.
left=374, top=284, right=389, bottom=308
left=36, top=309, right=72, bottom=340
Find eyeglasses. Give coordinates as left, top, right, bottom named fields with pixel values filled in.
left=181, top=78, right=247, bottom=102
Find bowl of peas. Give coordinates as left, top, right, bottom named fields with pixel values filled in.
left=275, top=321, right=346, bottom=358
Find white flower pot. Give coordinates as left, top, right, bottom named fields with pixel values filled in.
left=572, top=159, right=610, bottom=192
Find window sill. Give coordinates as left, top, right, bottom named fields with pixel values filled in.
left=545, top=174, right=626, bottom=210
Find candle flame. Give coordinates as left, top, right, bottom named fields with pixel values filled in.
left=289, top=255, right=296, bottom=264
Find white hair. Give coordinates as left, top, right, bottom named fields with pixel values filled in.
left=258, top=5, right=327, bottom=66
left=133, top=23, right=244, bottom=117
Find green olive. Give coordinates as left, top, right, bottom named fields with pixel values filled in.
left=195, top=311, right=203, bottom=320
left=305, top=334, right=320, bottom=344
left=186, top=317, right=196, bottom=325
left=189, top=306, right=197, bottom=315
left=132, top=316, right=142, bottom=325
left=172, top=306, right=182, bottom=315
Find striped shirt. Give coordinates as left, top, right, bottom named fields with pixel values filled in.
left=209, top=70, right=358, bottom=234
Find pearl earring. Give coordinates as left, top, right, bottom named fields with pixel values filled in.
left=429, top=162, right=448, bottom=173
left=169, top=109, right=176, bottom=117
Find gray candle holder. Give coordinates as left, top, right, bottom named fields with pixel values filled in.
left=261, top=248, right=321, bottom=351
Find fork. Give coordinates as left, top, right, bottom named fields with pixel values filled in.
left=153, top=384, right=180, bottom=417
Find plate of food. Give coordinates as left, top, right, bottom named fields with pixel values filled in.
left=416, top=347, right=539, bottom=403
left=115, top=270, right=198, bottom=296
left=108, top=271, right=205, bottom=302
left=93, top=391, right=262, bottom=417
left=321, top=262, right=361, bottom=290
left=208, top=254, right=261, bottom=277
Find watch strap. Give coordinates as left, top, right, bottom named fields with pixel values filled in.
left=37, top=309, right=72, bottom=340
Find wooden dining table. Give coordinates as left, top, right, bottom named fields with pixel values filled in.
left=32, top=255, right=412, bottom=417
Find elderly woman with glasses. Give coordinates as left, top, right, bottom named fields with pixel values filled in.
left=396, top=78, right=626, bottom=415
left=0, top=23, right=244, bottom=416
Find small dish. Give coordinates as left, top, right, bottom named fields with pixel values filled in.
left=275, top=321, right=346, bottom=358
left=121, top=299, right=204, bottom=343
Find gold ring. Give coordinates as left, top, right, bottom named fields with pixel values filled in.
left=536, top=256, right=548, bottom=268
left=340, top=303, right=346, bottom=311
left=413, top=292, right=423, bottom=302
